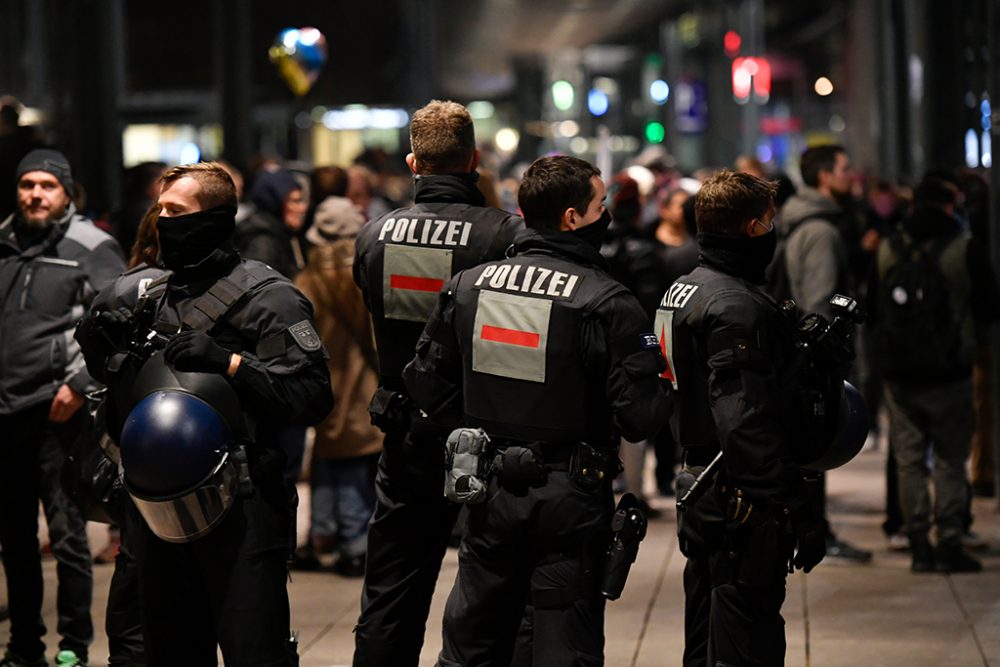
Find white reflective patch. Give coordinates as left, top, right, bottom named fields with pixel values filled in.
left=653, top=308, right=678, bottom=389
left=382, top=244, right=453, bottom=322
left=472, top=290, right=551, bottom=383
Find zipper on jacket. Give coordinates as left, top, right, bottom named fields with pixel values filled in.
left=20, top=265, right=34, bottom=309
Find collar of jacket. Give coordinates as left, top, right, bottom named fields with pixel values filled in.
left=510, top=226, right=609, bottom=271
left=166, top=247, right=241, bottom=291
left=0, top=204, right=78, bottom=258
left=413, top=172, right=486, bottom=206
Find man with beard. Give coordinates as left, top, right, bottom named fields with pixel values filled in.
left=0, top=149, right=125, bottom=667
left=75, top=162, right=333, bottom=665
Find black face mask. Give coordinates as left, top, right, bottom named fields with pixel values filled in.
left=156, top=206, right=236, bottom=269
left=570, top=209, right=612, bottom=250
left=697, top=227, right=777, bottom=285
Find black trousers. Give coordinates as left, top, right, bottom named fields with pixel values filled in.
left=353, top=428, right=460, bottom=667
left=128, top=471, right=296, bottom=667
left=437, top=472, right=612, bottom=667
left=677, top=470, right=790, bottom=667
left=107, top=497, right=145, bottom=667
left=0, top=405, right=94, bottom=661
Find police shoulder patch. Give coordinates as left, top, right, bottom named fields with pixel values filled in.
left=288, top=320, right=322, bottom=352
left=640, top=333, right=660, bottom=350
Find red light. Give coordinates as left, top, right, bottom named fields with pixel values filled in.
left=724, top=31, right=741, bottom=57
left=732, top=57, right=771, bottom=102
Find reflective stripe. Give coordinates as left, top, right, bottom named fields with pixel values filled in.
left=481, top=324, right=540, bottom=348
left=473, top=290, right=551, bottom=383
left=389, top=274, right=446, bottom=293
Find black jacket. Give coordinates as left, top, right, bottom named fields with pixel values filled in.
left=658, top=240, right=805, bottom=507
left=75, top=249, right=333, bottom=447
left=404, top=228, right=672, bottom=446
left=354, top=173, right=524, bottom=391
left=0, top=206, right=125, bottom=414
left=232, top=205, right=303, bottom=280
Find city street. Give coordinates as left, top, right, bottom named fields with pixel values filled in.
left=5, top=444, right=1000, bottom=667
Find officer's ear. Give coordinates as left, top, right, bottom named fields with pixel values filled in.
left=406, top=153, right=420, bottom=175
left=467, top=149, right=480, bottom=173
left=560, top=206, right=580, bottom=231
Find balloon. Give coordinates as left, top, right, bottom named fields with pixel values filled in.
left=268, top=27, right=328, bottom=97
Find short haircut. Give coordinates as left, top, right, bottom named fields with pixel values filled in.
left=799, top=145, right=845, bottom=187
left=517, top=155, right=601, bottom=231
left=160, top=161, right=237, bottom=209
left=913, top=178, right=958, bottom=211
left=409, top=100, right=476, bottom=174
left=695, top=169, right=777, bottom=234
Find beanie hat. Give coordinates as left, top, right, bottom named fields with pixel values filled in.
left=306, top=196, right=365, bottom=246
left=16, top=149, right=74, bottom=196
left=248, top=169, right=302, bottom=218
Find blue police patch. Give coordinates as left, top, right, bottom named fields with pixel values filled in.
left=640, top=333, right=660, bottom=350
left=289, top=320, right=322, bottom=352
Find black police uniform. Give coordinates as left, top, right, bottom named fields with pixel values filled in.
left=403, top=227, right=672, bottom=667
left=352, top=172, right=523, bottom=666
left=76, top=249, right=333, bottom=667
left=656, top=235, right=818, bottom=667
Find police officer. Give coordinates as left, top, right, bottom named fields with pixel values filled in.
left=352, top=100, right=524, bottom=666
left=75, top=162, right=333, bottom=666
left=657, top=170, right=826, bottom=667
left=403, top=155, right=672, bottom=666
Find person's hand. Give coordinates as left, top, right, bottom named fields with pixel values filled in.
left=163, top=330, right=231, bottom=374
left=49, top=384, right=84, bottom=423
left=792, top=514, right=826, bottom=573
left=95, top=307, right=134, bottom=348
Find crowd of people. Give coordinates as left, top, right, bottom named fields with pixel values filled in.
left=0, top=92, right=996, bottom=667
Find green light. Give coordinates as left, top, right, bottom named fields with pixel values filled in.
left=645, top=121, right=665, bottom=143
left=552, top=80, right=575, bottom=111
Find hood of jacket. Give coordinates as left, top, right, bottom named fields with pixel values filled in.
left=778, top=186, right=843, bottom=232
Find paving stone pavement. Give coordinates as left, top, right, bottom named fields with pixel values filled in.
left=3, top=446, right=999, bottom=666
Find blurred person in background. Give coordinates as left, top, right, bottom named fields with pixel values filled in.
left=0, top=96, right=41, bottom=221
left=109, top=162, right=166, bottom=255
left=235, top=168, right=308, bottom=281
left=307, top=165, right=349, bottom=234
left=348, top=164, right=393, bottom=222
left=776, top=145, right=872, bottom=565
left=294, top=197, right=383, bottom=577
left=0, top=148, right=125, bottom=667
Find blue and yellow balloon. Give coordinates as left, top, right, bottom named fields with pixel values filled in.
left=269, top=27, right=328, bottom=97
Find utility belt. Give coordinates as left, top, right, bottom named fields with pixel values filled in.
left=442, top=428, right=622, bottom=504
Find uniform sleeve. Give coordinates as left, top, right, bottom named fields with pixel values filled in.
left=703, top=293, right=803, bottom=505
left=227, top=282, right=334, bottom=426
left=68, top=240, right=127, bottom=393
left=486, top=214, right=526, bottom=259
left=585, top=292, right=672, bottom=442
left=74, top=280, right=127, bottom=384
left=402, top=277, right=464, bottom=424
left=353, top=233, right=372, bottom=311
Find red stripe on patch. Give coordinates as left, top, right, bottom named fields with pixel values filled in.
left=659, top=323, right=675, bottom=382
left=481, top=324, right=540, bottom=348
left=390, top=274, right=445, bottom=292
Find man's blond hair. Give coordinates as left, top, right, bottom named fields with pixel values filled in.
left=160, top=162, right=238, bottom=209
left=409, top=100, right=476, bottom=174
left=695, top=170, right=777, bottom=234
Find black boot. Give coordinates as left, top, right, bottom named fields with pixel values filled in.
left=934, top=541, right=982, bottom=573
left=908, top=533, right=935, bottom=573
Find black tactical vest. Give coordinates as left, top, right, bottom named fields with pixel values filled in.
left=450, top=252, right=627, bottom=444
left=655, top=265, right=798, bottom=461
left=355, top=202, right=522, bottom=390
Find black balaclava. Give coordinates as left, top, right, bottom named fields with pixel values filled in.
left=156, top=205, right=236, bottom=270
left=570, top=209, right=613, bottom=251
left=697, top=227, right=777, bottom=285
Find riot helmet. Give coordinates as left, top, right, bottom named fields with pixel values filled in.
left=795, top=380, right=870, bottom=472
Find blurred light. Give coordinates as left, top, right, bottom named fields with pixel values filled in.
left=557, top=120, right=580, bottom=137
left=679, top=13, right=700, bottom=47
left=310, top=105, right=327, bottom=121
left=814, top=77, right=834, bottom=96
left=299, top=28, right=321, bottom=47
left=732, top=59, right=752, bottom=103
left=645, top=121, right=666, bottom=143
left=593, top=77, right=618, bottom=96
left=829, top=115, right=846, bottom=133
left=281, top=29, right=300, bottom=50
left=178, top=142, right=200, bottom=165
left=732, top=57, right=771, bottom=104
left=322, top=108, right=409, bottom=130
left=965, top=92, right=979, bottom=108
left=981, top=99, right=992, bottom=117
left=965, top=128, right=979, bottom=168
left=724, top=30, right=741, bottom=57
left=756, top=143, right=773, bottom=163
left=552, top=80, right=575, bottom=111
left=495, top=127, right=519, bottom=152
left=982, top=130, right=992, bottom=168
left=569, top=136, right=589, bottom=154
left=294, top=112, right=312, bottom=130
left=650, top=79, right=670, bottom=105
left=467, top=101, right=495, bottom=120
left=588, top=89, right=609, bottom=116
left=609, top=136, right=625, bottom=152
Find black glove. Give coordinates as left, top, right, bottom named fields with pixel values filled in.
left=95, top=307, right=134, bottom=348
left=163, top=330, right=231, bottom=374
left=792, top=513, right=826, bottom=573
